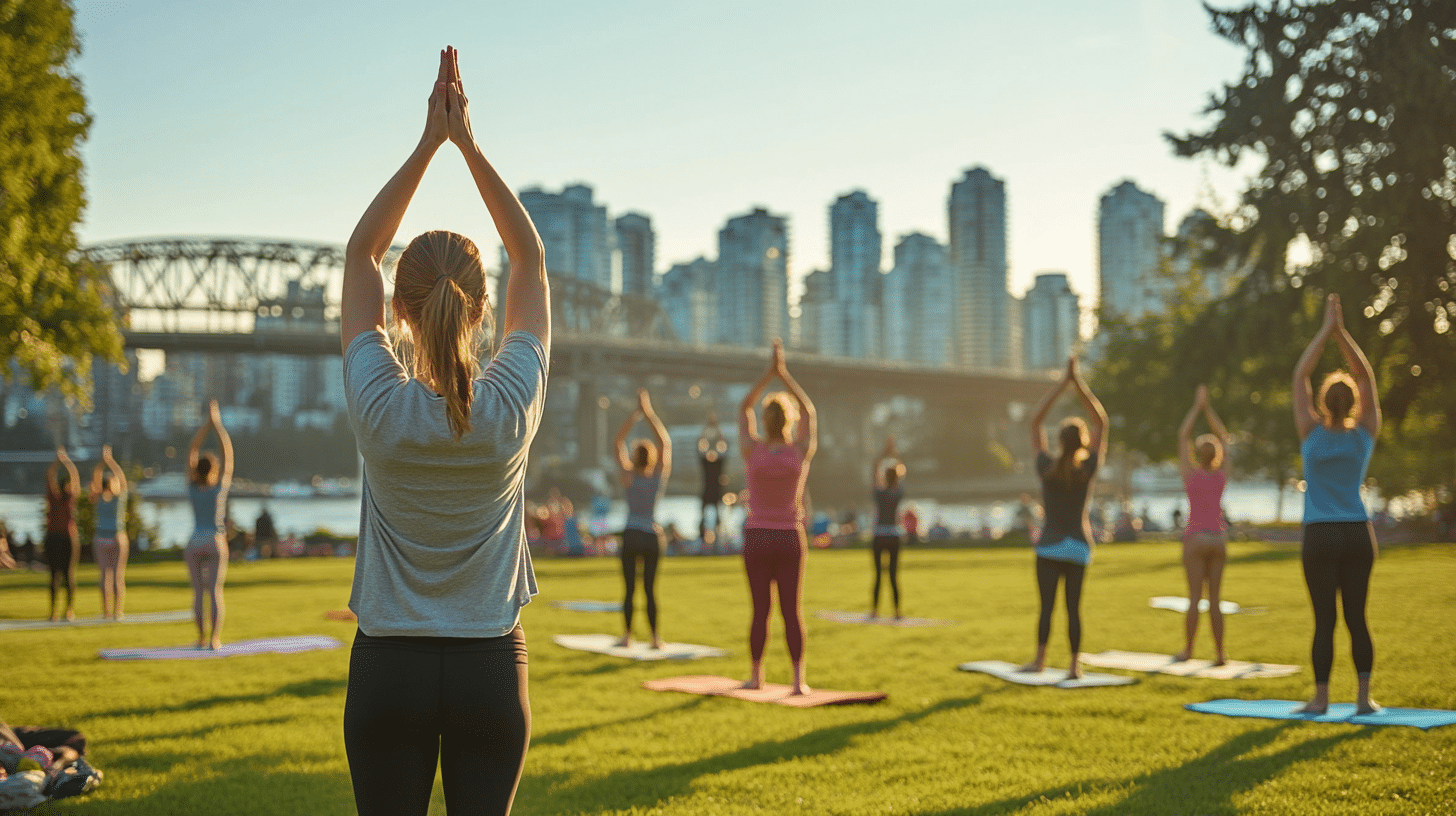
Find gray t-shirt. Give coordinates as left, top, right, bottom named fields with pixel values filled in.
left=344, top=329, right=547, bottom=637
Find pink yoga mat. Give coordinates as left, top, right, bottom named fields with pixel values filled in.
left=642, top=675, right=886, bottom=707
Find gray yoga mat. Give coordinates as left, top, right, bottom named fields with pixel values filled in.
left=553, top=633, right=727, bottom=661
left=99, top=635, right=343, bottom=660
left=957, top=659, right=1136, bottom=688
left=0, top=610, right=193, bottom=632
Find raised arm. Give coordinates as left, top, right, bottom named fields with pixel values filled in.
left=872, top=436, right=896, bottom=488
left=1331, top=298, right=1380, bottom=438
left=188, top=415, right=212, bottom=475
left=614, top=407, right=639, bottom=474
left=1029, top=364, right=1072, bottom=456
left=209, top=401, right=234, bottom=487
left=1293, top=294, right=1339, bottom=440
left=443, top=49, right=548, bottom=350
left=104, top=445, right=128, bottom=495
left=639, top=390, right=671, bottom=481
left=57, top=449, right=79, bottom=496
left=1068, top=359, right=1109, bottom=462
left=1200, top=395, right=1232, bottom=475
left=774, top=341, right=817, bottom=462
left=46, top=454, right=60, bottom=495
left=1177, top=388, right=1202, bottom=479
left=341, top=51, right=451, bottom=353
left=738, top=351, right=778, bottom=459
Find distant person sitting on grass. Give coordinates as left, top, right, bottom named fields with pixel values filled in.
left=186, top=400, right=233, bottom=650
left=1020, top=357, right=1107, bottom=681
left=339, top=46, right=548, bottom=815
left=1175, top=385, right=1232, bottom=665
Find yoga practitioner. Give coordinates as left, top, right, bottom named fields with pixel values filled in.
left=738, top=339, right=817, bottom=695
left=1175, top=386, right=1231, bottom=663
left=1020, top=357, right=1107, bottom=680
left=186, top=400, right=232, bottom=649
left=698, top=417, right=729, bottom=550
left=1293, top=293, right=1380, bottom=715
left=43, top=450, right=80, bottom=622
left=340, top=46, right=548, bottom=815
left=869, top=436, right=906, bottom=619
left=614, top=389, right=671, bottom=649
left=89, top=445, right=129, bottom=620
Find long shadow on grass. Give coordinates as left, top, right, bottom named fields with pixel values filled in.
left=91, top=677, right=346, bottom=719
left=532, top=696, right=709, bottom=748
left=522, top=692, right=998, bottom=814
left=84, top=753, right=354, bottom=816
left=917, top=721, right=1372, bottom=816
left=1225, top=546, right=1302, bottom=566
left=102, top=716, right=298, bottom=754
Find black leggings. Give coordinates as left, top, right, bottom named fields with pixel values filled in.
left=344, top=626, right=529, bottom=816
left=1035, top=557, right=1085, bottom=653
left=871, top=535, right=901, bottom=609
left=1302, top=521, right=1375, bottom=684
left=620, top=529, right=661, bottom=634
left=45, top=531, right=76, bottom=612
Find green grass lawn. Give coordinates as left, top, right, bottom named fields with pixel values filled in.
left=2, top=539, right=1454, bottom=815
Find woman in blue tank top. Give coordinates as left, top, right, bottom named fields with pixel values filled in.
left=614, top=389, right=671, bottom=649
left=186, top=400, right=232, bottom=650
left=89, top=445, right=129, bottom=620
left=1292, top=293, right=1380, bottom=715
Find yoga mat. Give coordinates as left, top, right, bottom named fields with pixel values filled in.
left=642, top=675, right=886, bottom=707
left=553, top=633, right=727, bottom=661
left=1149, top=596, right=1256, bottom=615
left=815, top=610, right=954, bottom=627
left=1081, top=650, right=1300, bottom=679
left=99, top=635, right=343, bottom=661
left=1186, top=699, right=1456, bottom=730
left=0, top=610, right=193, bottom=632
left=957, top=660, right=1136, bottom=688
left=552, top=600, right=622, bottom=612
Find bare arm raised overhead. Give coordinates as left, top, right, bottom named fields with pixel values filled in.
left=774, top=341, right=817, bottom=463
left=1293, top=294, right=1340, bottom=440
left=1177, top=387, right=1203, bottom=480
left=1028, top=364, right=1072, bottom=458
left=640, top=389, right=671, bottom=482
left=1200, top=389, right=1232, bottom=475
left=1331, top=297, right=1380, bottom=438
left=210, top=401, right=234, bottom=487
left=738, top=345, right=779, bottom=461
left=614, top=405, right=640, bottom=476
left=1067, top=358, right=1108, bottom=463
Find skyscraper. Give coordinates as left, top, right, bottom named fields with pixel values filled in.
left=716, top=207, right=789, bottom=348
left=883, top=233, right=953, bottom=365
left=615, top=212, right=655, bottom=297
left=829, top=190, right=883, bottom=358
left=948, top=167, right=1010, bottom=369
left=1022, top=271, right=1081, bottom=370
left=518, top=183, right=614, bottom=291
left=1098, top=180, right=1167, bottom=319
left=657, top=257, right=716, bottom=345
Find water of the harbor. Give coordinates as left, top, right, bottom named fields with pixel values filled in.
left=0, top=481, right=1321, bottom=550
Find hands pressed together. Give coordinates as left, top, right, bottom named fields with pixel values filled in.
left=424, top=45, right=475, bottom=149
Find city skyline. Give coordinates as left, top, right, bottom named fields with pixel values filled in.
left=68, top=1, right=1254, bottom=312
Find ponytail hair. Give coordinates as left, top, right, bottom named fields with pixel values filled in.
left=1318, top=371, right=1358, bottom=429
left=1050, top=418, right=1088, bottom=485
left=392, top=231, right=491, bottom=441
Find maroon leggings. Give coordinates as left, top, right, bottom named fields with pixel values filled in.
left=742, top=527, right=807, bottom=663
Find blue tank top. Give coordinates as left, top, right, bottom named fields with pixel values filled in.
left=95, top=493, right=122, bottom=536
left=624, top=474, right=660, bottom=533
left=188, top=482, right=226, bottom=533
left=1301, top=424, right=1373, bottom=523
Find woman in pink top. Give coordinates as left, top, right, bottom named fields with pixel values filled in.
left=738, top=339, right=817, bottom=696
left=1175, top=385, right=1231, bottom=664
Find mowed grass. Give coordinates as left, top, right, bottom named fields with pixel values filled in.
left=2, top=539, right=1454, bottom=815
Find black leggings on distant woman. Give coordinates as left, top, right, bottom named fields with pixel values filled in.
left=1035, top=557, right=1084, bottom=653
left=344, top=626, right=529, bottom=816
left=620, top=528, right=660, bottom=634
left=871, top=535, right=900, bottom=609
left=1301, top=521, right=1375, bottom=684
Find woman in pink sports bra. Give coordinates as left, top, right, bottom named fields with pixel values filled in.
left=737, top=339, right=817, bottom=696
left=1175, top=384, right=1231, bottom=664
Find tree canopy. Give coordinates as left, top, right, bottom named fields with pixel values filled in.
left=0, top=0, right=122, bottom=411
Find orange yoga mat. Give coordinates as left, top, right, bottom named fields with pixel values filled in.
left=642, top=675, right=886, bottom=707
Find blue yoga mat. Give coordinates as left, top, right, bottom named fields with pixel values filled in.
left=1186, top=699, right=1456, bottom=730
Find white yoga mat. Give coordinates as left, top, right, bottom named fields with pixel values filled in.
left=815, top=610, right=955, bottom=627
left=99, top=635, right=343, bottom=660
left=552, top=600, right=622, bottom=612
left=553, top=633, right=728, bottom=661
left=1149, top=596, right=1254, bottom=615
left=0, top=610, right=193, bottom=632
left=957, top=659, right=1136, bottom=688
left=1081, top=650, right=1301, bottom=679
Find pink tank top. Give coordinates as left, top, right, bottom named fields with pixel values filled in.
left=1184, top=469, right=1227, bottom=533
left=745, top=443, right=806, bottom=530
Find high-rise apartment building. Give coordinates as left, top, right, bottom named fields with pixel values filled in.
left=1098, top=180, right=1167, bottom=319
left=883, top=233, right=954, bottom=365
left=1022, top=271, right=1081, bottom=370
left=828, top=190, right=883, bottom=358
left=518, top=184, right=614, bottom=291
left=657, top=257, right=716, bottom=345
left=1172, top=208, right=1235, bottom=302
left=716, top=207, right=789, bottom=349
left=615, top=212, right=655, bottom=297
left=948, top=167, right=1011, bottom=369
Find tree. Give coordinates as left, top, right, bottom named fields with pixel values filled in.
left=0, top=0, right=123, bottom=411
left=1166, top=0, right=1456, bottom=498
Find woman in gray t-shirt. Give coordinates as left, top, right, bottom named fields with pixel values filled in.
left=613, top=388, right=672, bottom=649
left=338, top=47, right=550, bottom=816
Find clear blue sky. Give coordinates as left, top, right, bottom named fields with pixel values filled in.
left=72, top=0, right=1253, bottom=304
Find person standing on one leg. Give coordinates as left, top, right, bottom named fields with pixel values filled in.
left=43, top=449, right=80, bottom=622
left=1174, top=386, right=1231, bottom=664
left=738, top=339, right=817, bottom=696
left=1293, top=293, right=1381, bottom=715
left=339, top=46, right=549, bottom=816
left=1019, top=357, right=1107, bottom=681
left=869, top=436, right=906, bottom=620
left=614, top=388, right=671, bottom=649
left=90, top=445, right=130, bottom=620
left=186, top=400, right=232, bottom=650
